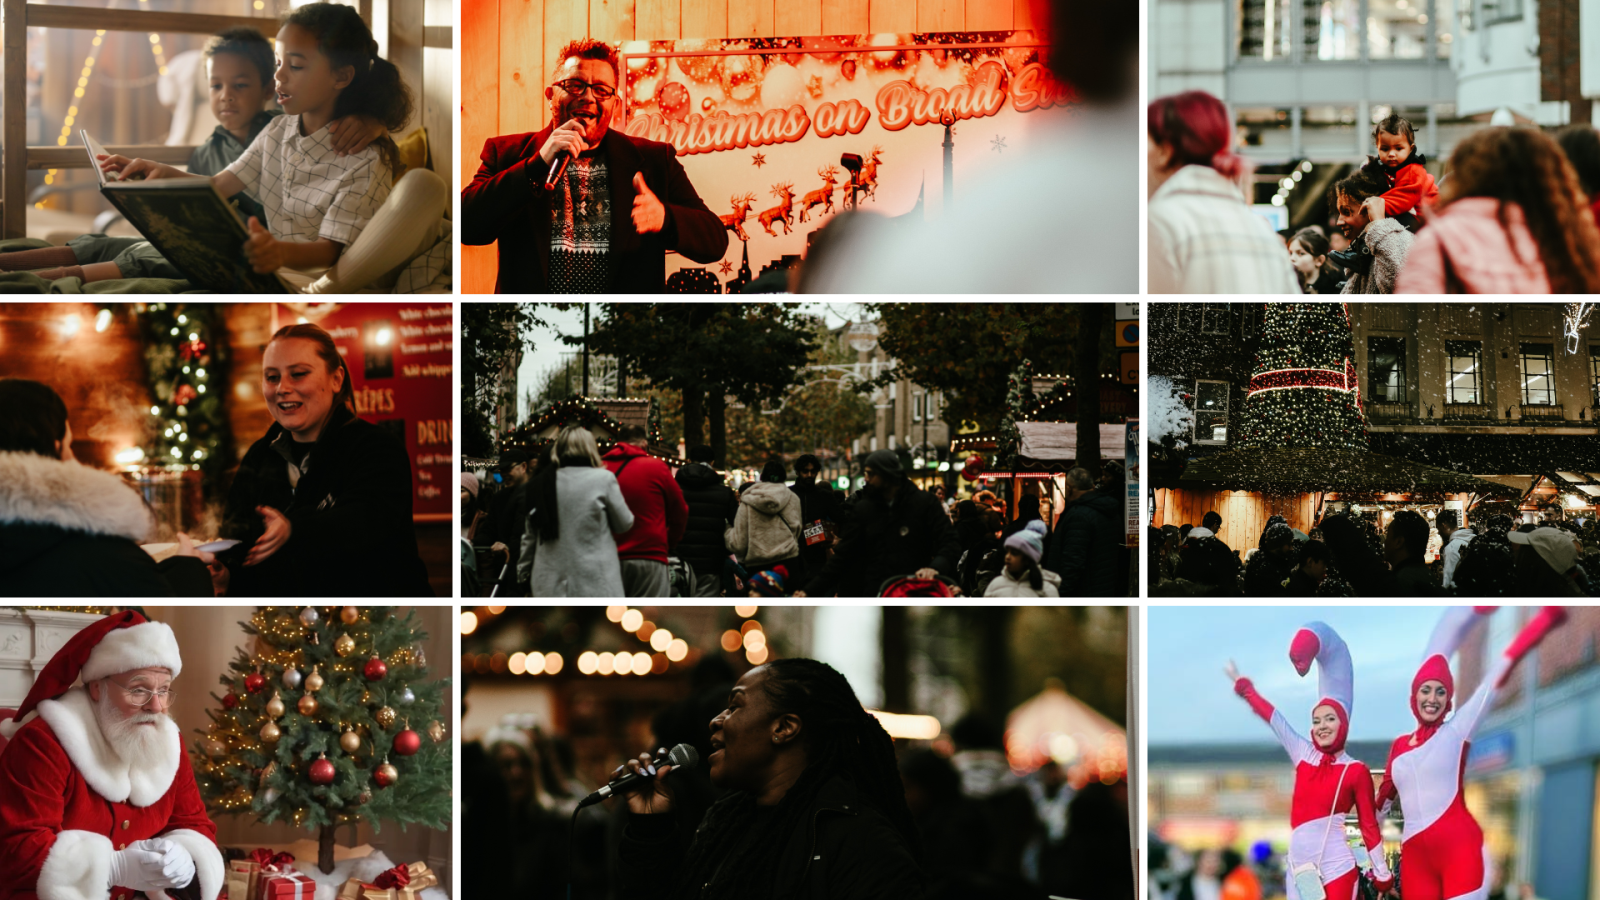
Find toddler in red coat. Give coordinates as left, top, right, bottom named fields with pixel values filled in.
left=1368, top=114, right=1438, bottom=231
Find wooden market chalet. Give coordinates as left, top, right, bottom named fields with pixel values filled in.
left=496, top=396, right=687, bottom=468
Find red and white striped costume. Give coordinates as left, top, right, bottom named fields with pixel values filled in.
left=1376, top=606, right=1565, bottom=900
left=1232, top=621, right=1390, bottom=900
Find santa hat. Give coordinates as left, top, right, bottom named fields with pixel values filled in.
left=0, top=610, right=182, bottom=739
left=1289, top=621, right=1354, bottom=756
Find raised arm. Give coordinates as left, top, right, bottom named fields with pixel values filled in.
left=1452, top=607, right=1567, bottom=739
left=1348, top=762, right=1393, bottom=891
left=1229, top=661, right=1313, bottom=759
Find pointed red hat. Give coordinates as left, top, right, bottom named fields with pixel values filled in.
left=0, top=610, right=182, bottom=739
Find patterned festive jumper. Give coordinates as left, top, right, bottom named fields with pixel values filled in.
left=193, top=607, right=450, bottom=874
left=1236, top=303, right=1370, bottom=451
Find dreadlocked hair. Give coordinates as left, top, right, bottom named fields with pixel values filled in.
left=673, top=658, right=920, bottom=900
left=1439, top=126, right=1600, bottom=293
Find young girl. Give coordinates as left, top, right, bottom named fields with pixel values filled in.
left=1286, top=227, right=1342, bottom=294
left=105, top=4, right=440, bottom=290
left=1365, top=114, right=1439, bottom=229
left=0, top=27, right=382, bottom=283
left=984, top=521, right=1060, bottom=597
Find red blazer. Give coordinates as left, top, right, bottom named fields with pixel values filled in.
left=1381, top=159, right=1440, bottom=217
left=603, top=442, right=689, bottom=564
left=461, top=126, right=729, bottom=293
left=0, top=689, right=223, bottom=900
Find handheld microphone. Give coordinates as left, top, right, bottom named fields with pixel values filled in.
left=544, top=151, right=571, bottom=191
left=578, top=743, right=698, bottom=809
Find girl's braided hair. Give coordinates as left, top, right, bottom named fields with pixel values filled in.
left=282, top=2, right=413, bottom=175
left=673, top=658, right=921, bottom=899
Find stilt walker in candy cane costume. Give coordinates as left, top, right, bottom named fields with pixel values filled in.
left=1226, top=621, right=1392, bottom=900
left=1376, top=606, right=1566, bottom=900
left=0, top=611, right=223, bottom=900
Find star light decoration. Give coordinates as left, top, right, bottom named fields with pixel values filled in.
left=1234, top=303, right=1370, bottom=452
left=990, top=135, right=1008, bottom=154
left=751, top=153, right=767, bottom=168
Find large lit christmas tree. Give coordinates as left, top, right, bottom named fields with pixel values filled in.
left=1235, top=303, right=1370, bottom=450
left=193, top=608, right=451, bottom=874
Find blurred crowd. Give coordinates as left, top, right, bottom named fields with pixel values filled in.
left=1150, top=508, right=1598, bottom=596
left=460, top=659, right=1134, bottom=900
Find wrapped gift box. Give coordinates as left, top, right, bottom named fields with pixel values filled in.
left=259, top=871, right=315, bottom=900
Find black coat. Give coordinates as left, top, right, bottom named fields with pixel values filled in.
left=618, top=774, right=925, bottom=900
left=0, top=450, right=210, bottom=597
left=219, top=407, right=431, bottom=597
left=789, top=478, right=842, bottom=575
left=462, top=127, right=729, bottom=293
left=1240, top=550, right=1294, bottom=596
left=674, top=463, right=739, bottom=574
left=1046, top=490, right=1122, bottom=597
left=805, top=482, right=960, bottom=598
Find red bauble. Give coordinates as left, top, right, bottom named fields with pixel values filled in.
left=393, top=728, right=421, bottom=757
left=374, top=763, right=398, bottom=787
left=363, top=657, right=388, bottom=681
left=223, top=692, right=239, bottom=709
left=244, top=672, right=266, bottom=694
left=309, top=756, right=335, bottom=785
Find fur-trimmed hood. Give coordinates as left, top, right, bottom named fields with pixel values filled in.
left=0, top=451, right=154, bottom=540
left=22, top=685, right=182, bottom=807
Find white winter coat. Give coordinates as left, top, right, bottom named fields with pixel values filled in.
left=1441, top=527, right=1475, bottom=588
left=1148, top=164, right=1300, bottom=294
left=725, top=481, right=802, bottom=569
left=983, top=565, right=1062, bottom=597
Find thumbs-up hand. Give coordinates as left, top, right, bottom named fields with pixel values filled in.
left=632, top=172, right=666, bottom=234
left=242, top=217, right=283, bottom=273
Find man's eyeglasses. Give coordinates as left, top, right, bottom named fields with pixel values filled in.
left=553, top=79, right=617, bottom=100
left=110, top=679, right=174, bottom=705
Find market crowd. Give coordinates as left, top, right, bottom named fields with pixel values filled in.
left=460, top=424, right=1131, bottom=598
left=460, top=659, right=1134, bottom=900
left=1148, top=89, right=1600, bottom=294
left=1150, top=507, right=1597, bottom=596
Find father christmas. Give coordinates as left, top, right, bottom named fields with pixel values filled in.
left=0, top=611, right=223, bottom=900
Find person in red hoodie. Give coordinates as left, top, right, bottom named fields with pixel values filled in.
left=603, top=425, right=688, bottom=597
left=1364, top=114, right=1439, bottom=230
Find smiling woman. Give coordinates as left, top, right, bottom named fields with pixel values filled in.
left=214, top=322, right=431, bottom=597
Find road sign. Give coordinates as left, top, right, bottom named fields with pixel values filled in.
left=1115, top=320, right=1139, bottom=347
left=1114, top=302, right=1138, bottom=320
left=1120, top=351, right=1137, bottom=385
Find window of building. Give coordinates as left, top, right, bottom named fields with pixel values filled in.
left=1436, top=0, right=1456, bottom=55
left=1304, top=0, right=1362, bottom=59
left=1483, top=0, right=1522, bottom=24
left=1368, top=336, right=1407, bottom=403
left=1201, top=304, right=1230, bottom=336
left=913, top=393, right=922, bottom=423
left=1194, top=380, right=1229, bottom=443
left=1239, top=0, right=1294, bottom=60
left=1591, top=345, right=1600, bottom=407
left=1521, top=343, right=1556, bottom=406
left=1366, top=0, right=1428, bottom=59
left=1446, top=340, right=1482, bottom=404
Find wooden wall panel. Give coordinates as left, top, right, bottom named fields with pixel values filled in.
left=1013, top=0, right=1041, bottom=31
left=636, top=0, right=682, bottom=39
left=965, top=0, right=1011, bottom=31
left=592, top=0, right=638, bottom=40
left=461, top=0, right=501, bottom=294
left=870, top=0, right=917, bottom=32
left=775, top=0, right=820, bottom=36
left=727, top=0, right=772, bottom=36
left=424, top=0, right=455, bottom=181
left=917, top=0, right=962, bottom=31
left=500, top=0, right=544, bottom=135
left=821, top=0, right=868, bottom=33
left=542, top=0, right=587, bottom=131
left=1161, top=489, right=1318, bottom=555
left=681, top=0, right=727, bottom=38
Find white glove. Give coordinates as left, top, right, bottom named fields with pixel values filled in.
left=107, top=838, right=195, bottom=891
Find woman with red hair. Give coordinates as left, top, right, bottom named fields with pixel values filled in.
left=1225, top=622, right=1391, bottom=900
left=1377, top=607, right=1566, bottom=900
left=1148, top=90, right=1298, bottom=293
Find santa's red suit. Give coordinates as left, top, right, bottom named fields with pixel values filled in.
left=1376, top=606, right=1565, bottom=900
left=0, top=611, right=224, bottom=900
left=1231, top=621, right=1391, bottom=900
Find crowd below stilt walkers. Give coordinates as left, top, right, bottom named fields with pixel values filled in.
left=462, top=425, right=1132, bottom=598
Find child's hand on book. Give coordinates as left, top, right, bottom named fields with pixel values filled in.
left=242, top=217, right=284, bottom=273
left=100, top=155, right=185, bottom=181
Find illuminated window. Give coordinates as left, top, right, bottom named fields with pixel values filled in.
left=1201, top=304, right=1230, bottom=336
left=1521, top=343, right=1556, bottom=406
left=1194, top=380, right=1230, bottom=444
left=1446, top=340, right=1482, bottom=404
left=1368, top=336, right=1407, bottom=403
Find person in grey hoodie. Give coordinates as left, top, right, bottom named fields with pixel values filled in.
left=725, top=460, right=802, bottom=575
left=1437, top=509, right=1474, bottom=590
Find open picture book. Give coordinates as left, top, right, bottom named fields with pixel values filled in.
left=82, top=130, right=293, bottom=293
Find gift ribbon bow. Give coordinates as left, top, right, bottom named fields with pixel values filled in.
left=373, top=862, right=438, bottom=890
left=250, top=848, right=297, bottom=873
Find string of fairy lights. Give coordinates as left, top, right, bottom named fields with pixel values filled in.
left=41, top=6, right=176, bottom=200
left=459, top=606, right=769, bottom=676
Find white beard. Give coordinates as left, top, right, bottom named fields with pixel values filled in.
left=93, top=686, right=178, bottom=776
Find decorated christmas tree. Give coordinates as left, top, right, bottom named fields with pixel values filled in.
left=998, top=358, right=1034, bottom=469
left=1235, top=303, right=1370, bottom=451
left=193, top=607, right=451, bottom=874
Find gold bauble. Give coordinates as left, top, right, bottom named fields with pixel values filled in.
left=335, top=633, right=356, bottom=657
left=265, top=691, right=286, bottom=719
left=259, top=761, right=278, bottom=788
left=205, top=738, right=227, bottom=757
left=375, top=762, right=398, bottom=787
left=341, top=606, right=360, bottom=624
left=298, top=694, right=319, bottom=716
left=340, top=728, right=362, bottom=753
left=260, top=721, right=281, bottom=742
left=426, top=720, right=445, bottom=743
left=374, top=706, right=396, bottom=729
left=305, top=666, right=324, bottom=692
left=355, top=789, right=372, bottom=805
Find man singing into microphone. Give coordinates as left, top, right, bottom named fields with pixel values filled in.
left=462, top=39, right=728, bottom=293
left=605, top=658, right=926, bottom=899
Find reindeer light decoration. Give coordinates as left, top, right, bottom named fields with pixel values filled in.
left=721, top=192, right=757, bottom=242
left=798, top=165, right=840, bottom=223
left=758, top=182, right=796, bottom=236
left=859, top=146, right=884, bottom=201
